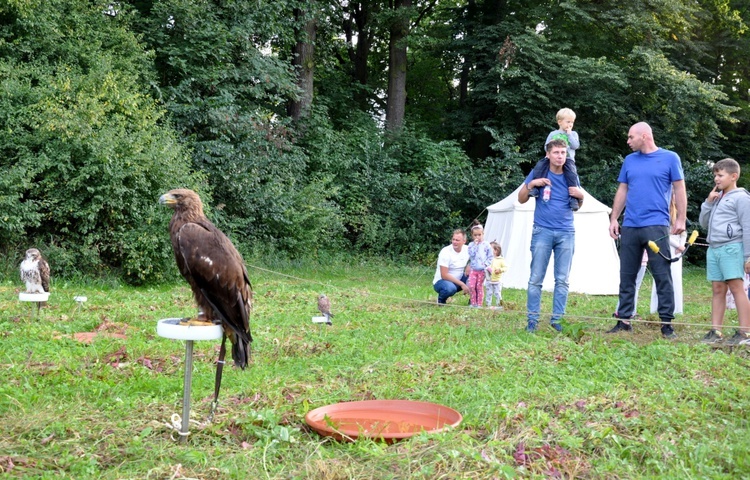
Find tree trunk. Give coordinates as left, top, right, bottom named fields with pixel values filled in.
left=288, top=5, right=316, bottom=121
left=458, top=0, right=475, bottom=108
left=385, top=0, right=411, bottom=132
left=346, top=1, right=375, bottom=108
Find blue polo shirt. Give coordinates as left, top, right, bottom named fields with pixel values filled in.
left=525, top=170, right=575, bottom=232
left=618, top=148, right=684, bottom=228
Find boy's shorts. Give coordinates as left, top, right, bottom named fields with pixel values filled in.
left=706, top=243, right=745, bottom=282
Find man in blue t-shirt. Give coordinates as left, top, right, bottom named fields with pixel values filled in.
left=519, top=139, right=584, bottom=332
left=607, top=122, right=687, bottom=339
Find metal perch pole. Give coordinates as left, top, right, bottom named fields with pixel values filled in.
left=157, top=318, right=223, bottom=442
left=181, top=339, right=194, bottom=442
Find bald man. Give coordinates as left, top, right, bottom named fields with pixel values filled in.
left=607, top=122, right=687, bottom=339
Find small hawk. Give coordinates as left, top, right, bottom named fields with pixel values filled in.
left=20, top=248, right=50, bottom=294
left=317, top=294, right=334, bottom=325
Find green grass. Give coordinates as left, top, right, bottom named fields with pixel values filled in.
left=1, top=261, right=748, bottom=479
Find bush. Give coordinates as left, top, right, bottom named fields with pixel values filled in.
left=170, top=107, right=345, bottom=257
left=0, top=1, right=203, bottom=284
left=299, top=111, right=524, bottom=259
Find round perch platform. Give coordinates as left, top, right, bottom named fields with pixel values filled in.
left=157, top=318, right=223, bottom=340
left=19, top=292, right=50, bottom=319
left=157, top=318, right=223, bottom=442
left=19, top=292, right=50, bottom=302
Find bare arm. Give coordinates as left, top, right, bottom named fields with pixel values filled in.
left=518, top=179, right=551, bottom=204
left=609, top=183, right=628, bottom=239
left=699, top=186, right=719, bottom=229
left=440, top=265, right=469, bottom=293
left=568, top=186, right=584, bottom=200
left=671, top=180, right=687, bottom=235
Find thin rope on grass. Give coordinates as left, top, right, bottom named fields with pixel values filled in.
left=163, top=413, right=204, bottom=441
left=246, top=263, right=733, bottom=331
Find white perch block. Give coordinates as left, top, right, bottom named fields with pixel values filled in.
left=19, top=292, right=50, bottom=302
left=312, top=316, right=330, bottom=324
left=157, top=317, right=224, bottom=443
left=157, top=318, right=224, bottom=340
left=74, top=296, right=88, bottom=303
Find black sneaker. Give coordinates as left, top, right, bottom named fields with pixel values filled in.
left=606, top=320, right=632, bottom=333
left=724, top=330, right=750, bottom=345
left=661, top=325, right=677, bottom=339
left=701, top=329, right=723, bottom=344
left=569, top=197, right=580, bottom=211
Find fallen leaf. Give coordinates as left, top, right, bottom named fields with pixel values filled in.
left=0, top=456, right=14, bottom=472
left=72, top=332, right=128, bottom=344
left=104, top=346, right=128, bottom=365
left=513, top=443, right=530, bottom=465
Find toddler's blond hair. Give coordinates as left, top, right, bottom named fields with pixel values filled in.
left=556, top=108, right=576, bottom=122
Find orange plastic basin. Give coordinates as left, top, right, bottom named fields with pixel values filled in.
left=305, top=400, right=462, bottom=442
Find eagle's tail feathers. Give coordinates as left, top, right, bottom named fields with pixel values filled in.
left=200, top=289, right=252, bottom=368
left=231, top=337, right=251, bottom=369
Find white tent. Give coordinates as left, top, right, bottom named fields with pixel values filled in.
left=483, top=184, right=620, bottom=295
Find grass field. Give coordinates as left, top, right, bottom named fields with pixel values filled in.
left=1, top=260, right=748, bottom=479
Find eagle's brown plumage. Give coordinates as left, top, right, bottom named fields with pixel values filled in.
left=159, top=189, right=253, bottom=368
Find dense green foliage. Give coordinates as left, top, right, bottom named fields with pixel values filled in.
left=0, top=1, right=202, bottom=283
left=1, top=0, right=749, bottom=281
left=446, top=0, right=739, bottom=199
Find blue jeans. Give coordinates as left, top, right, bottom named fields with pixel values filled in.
left=527, top=226, right=575, bottom=325
left=434, top=275, right=469, bottom=304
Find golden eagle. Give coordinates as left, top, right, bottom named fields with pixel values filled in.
left=159, top=189, right=252, bottom=411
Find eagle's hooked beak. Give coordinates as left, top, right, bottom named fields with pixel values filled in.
left=159, top=193, right=176, bottom=206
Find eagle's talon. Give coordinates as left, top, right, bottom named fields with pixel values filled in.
left=179, top=318, right=216, bottom=327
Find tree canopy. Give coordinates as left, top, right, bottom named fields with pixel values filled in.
left=1, top=0, right=748, bottom=281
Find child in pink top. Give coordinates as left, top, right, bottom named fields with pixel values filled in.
left=467, top=223, right=493, bottom=307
